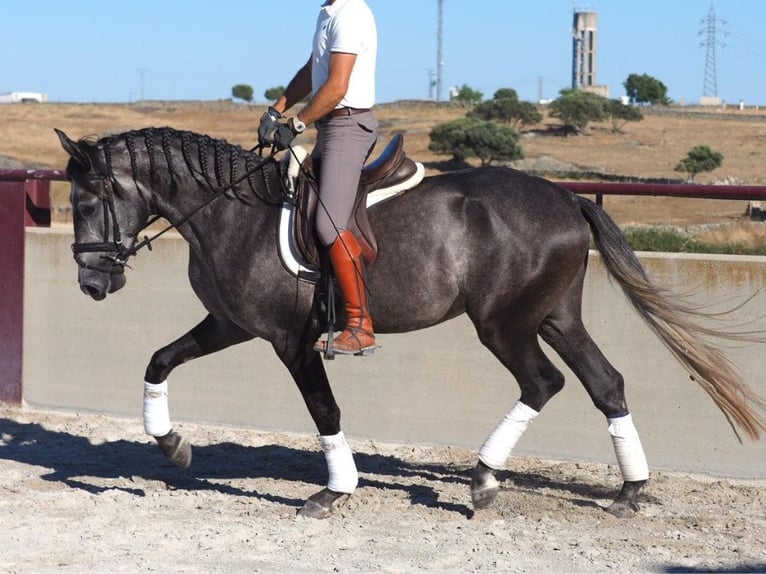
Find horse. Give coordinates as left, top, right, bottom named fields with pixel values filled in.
left=55, top=126, right=765, bottom=519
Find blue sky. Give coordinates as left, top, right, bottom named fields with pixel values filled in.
left=2, top=0, right=765, bottom=105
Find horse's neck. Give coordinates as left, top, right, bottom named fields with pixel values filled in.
left=148, top=168, right=280, bottom=264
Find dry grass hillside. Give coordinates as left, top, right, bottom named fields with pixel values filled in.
left=2, top=100, right=765, bottom=231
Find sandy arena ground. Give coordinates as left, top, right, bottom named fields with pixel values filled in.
left=1, top=406, right=765, bottom=573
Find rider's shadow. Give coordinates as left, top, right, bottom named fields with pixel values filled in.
left=0, top=417, right=621, bottom=516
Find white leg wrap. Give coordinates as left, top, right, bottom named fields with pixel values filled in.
left=320, top=431, right=358, bottom=494
left=143, top=380, right=172, bottom=437
left=478, top=401, right=539, bottom=470
left=608, top=414, right=649, bottom=482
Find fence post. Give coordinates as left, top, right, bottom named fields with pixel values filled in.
left=0, top=182, right=25, bottom=404
left=24, top=178, right=52, bottom=226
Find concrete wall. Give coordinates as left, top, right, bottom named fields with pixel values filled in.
left=23, top=227, right=766, bottom=478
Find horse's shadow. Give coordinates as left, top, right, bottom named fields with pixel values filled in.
left=0, top=416, right=617, bottom=517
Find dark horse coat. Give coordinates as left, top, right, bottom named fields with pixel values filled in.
left=56, top=127, right=765, bottom=518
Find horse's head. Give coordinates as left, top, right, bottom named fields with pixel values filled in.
left=55, top=128, right=151, bottom=300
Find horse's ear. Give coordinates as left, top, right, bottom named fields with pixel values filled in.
left=54, top=128, right=91, bottom=170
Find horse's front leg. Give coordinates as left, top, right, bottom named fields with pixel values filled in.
left=144, top=313, right=254, bottom=468
left=286, top=351, right=356, bottom=519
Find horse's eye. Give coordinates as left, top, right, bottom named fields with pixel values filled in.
left=79, top=204, right=97, bottom=218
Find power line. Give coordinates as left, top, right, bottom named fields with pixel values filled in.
left=136, top=68, right=149, bottom=101
left=699, top=3, right=727, bottom=98
left=436, top=0, right=444, bottom=102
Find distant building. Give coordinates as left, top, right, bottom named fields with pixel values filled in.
left=0, top=92, right=48, bottom=104
left=572, top=10, right=610, bottom=98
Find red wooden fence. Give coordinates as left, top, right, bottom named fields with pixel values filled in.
left=0, top=170, right=66, bottom=404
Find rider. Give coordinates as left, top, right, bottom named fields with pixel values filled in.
left=258, top=0, right=378, bottom=357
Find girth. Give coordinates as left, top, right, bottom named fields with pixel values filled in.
left=291, top=133, right=419, bottom=269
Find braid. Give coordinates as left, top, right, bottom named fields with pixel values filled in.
left=230, top=147, right=240, bottom=193
left=161, top=128, right=178, bottom=193
left=143, top=128, right=157, bottom=186
left=181, top=131, right=195, bottom=174
left=197, top=135, right=212, bottom=189
left=245, top=152, right=259, bottom=193
left=213, top=138, right=226, bottom=187
left=125, top=132, right=139, bottom=180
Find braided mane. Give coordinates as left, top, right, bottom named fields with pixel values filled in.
left=70, top=127, right=284, bottom=205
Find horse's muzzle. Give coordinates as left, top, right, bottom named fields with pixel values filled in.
left=78, top=267, right=126, bottom=300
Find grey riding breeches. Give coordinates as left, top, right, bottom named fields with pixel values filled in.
left=312, top=110, right=378, bottom=246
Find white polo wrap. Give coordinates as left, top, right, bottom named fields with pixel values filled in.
left=608, top=413, right=649, bottom=482
left=479, top=401, right=539, bottom=470
left=143, top=380, right=172, bottom=437
left=320, top=431, right=358, bottom=494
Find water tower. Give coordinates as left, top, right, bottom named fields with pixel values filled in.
left=572, top=8, right=609, bottom=97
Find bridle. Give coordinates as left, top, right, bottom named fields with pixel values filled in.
left=71, top=144, right=288, bottom=274
left=71, top=172, right=135, bottom=274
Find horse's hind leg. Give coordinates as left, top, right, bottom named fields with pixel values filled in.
left=470, top=319, right=566, bottom=510
left=540, top=304, right=649, bottom=517
left=144, top=313, right=254, bottom=468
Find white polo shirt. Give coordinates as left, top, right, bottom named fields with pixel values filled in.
left=312, top=0, right=377, bottom=109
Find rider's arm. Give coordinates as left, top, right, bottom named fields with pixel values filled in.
left=272, top=56, right=313, bottom=115
left=294, top=52, right=357, bottom=127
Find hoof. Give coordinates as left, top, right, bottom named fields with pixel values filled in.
left=606, top=500, right=639, bottom=518
left=472, top=483, right=499, bottom=510
left=471, top=461, right=500, bottom=510
left=606, top=479, right=646, bottom=518
left=155, top=430, right=192, bottom=468
left=297, top=488, right=347, bottom=519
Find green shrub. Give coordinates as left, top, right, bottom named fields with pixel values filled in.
left=622, top=226, right=766, bottom=255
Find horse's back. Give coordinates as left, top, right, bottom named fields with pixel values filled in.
left=373, top=166, right=584, bottom=226
left=367, top=166, right=592, bottom=332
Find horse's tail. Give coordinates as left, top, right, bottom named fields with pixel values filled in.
left=576, top=194, right=766, bottom=441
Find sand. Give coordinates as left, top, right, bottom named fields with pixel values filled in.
left=1, top=406, right=765, bottom=573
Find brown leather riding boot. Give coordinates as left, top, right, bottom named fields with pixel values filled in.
left=314, top=230, right=376, bottom=356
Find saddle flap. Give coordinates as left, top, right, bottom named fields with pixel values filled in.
left=286, top=134, right=422, bottom=272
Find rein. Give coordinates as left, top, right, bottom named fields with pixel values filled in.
left=72, top=144, right=287, bottom=271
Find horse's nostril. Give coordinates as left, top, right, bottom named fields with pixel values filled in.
left=81, top=284, right=106, bottom=301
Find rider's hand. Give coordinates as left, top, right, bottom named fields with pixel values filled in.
left=272, top=120, right=300, bottom=151
left=258, top=106, right=282, bottom=146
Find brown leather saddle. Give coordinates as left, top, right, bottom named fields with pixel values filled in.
left=291, top=133, right=420, bottom=269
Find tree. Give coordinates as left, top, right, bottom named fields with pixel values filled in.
left=451, top=84, right=483, bottom=105
left=492, top=88, right=519, bottom=101
left=468, top=87, right=542, bottom=129
left=231, top=84, right=254, bottom=103
left=264, top=86, right=285, bottom=101
left=548, top=89, right=609, bottom=135
left=623, top=73, right=670, bottom=106
left=428, top=118, right=524, bottom=166
left=607, top=99, right=643, bottom=133
left=674, top=145, right=723, bottom=181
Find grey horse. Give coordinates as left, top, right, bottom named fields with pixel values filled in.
left=55, top=127, right=765, bottom=519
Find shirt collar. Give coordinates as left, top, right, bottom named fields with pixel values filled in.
left=322, top=0, right=352, bottom=15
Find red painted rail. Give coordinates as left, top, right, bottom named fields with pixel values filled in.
left=555, top=181, right=766, bottom=202
left=0, top=168, right=67, bottom=181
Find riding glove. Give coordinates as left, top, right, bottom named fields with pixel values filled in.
left=258, top=106, right=282, bottom=145
left=272, top=122, right=299, bottom=151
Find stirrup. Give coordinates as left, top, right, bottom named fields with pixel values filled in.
left=314, top=328, right=376, bottom=358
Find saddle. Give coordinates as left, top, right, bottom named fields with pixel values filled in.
left=288, top=133, right=423, bottom=270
